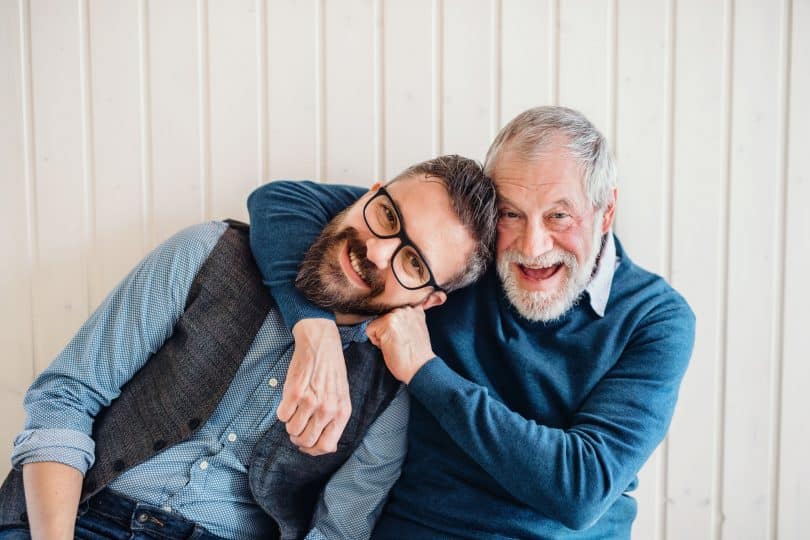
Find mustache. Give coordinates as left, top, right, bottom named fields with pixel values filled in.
left=502, top=248, right=578, bottom=269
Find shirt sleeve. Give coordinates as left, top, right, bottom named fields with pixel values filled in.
left=407, top=302, right=695, bottom=531
left=247, top=180, right=364, bottom=330
left=10, top=222, right=227, bottom=475
left=304, top=386, right=409, bottom=540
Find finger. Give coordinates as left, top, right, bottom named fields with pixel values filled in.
left=284, top=389, right=318, bottom=437
left=292, top=419, right=344, bottom=455
left=292, top=400, right=336, bottom=448
left=277, top=354, right=314, bottom=422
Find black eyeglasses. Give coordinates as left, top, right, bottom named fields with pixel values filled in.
left=362, top=187, right=446, bottom=293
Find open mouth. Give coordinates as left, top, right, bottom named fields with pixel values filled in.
left=340, top=240, right=373, bottom=289
left=517, top=262, right=563, bottom=281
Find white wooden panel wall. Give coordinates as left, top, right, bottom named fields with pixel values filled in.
left=1, top=2, right=808, bottom=538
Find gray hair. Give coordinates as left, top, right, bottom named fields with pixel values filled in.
left=484, top=106, right=617, bottom=210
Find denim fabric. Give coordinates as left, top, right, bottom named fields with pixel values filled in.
left=0, top=489, right=225, bottom=540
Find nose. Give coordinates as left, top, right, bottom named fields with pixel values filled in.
left=365, top=236, right=401, bottom=269
left=520, top=223, right=554, bottom=259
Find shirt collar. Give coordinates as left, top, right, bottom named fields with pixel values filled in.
left=585, top=232, right=619, bottom=318
left=337, top=321, right=370, bottom=346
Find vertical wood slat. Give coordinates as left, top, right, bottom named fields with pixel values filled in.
left=373, top=0, right=384, bottom=182
left=666, top=1, right=729, bottom=538
left=431, top=0, right=443, bottom=156
left=613, top=3, right=670, bottom=538
left=442, top=0, right=491, bottom=161
left=196, top=0, right=211, bottom=220
left=266, top=0, right=318, bottom=181
left=383, top=0, right=434, bottom=179
left=207, top=0, right=258, bottom=221
left=557, top=0, right=612, bottom=140
left=0, top=0, right=34, bottom=478
left=147, top=0, right=202, bottom=244
left=324, top=0, right=375, bottom=185
left=723, top=0, right=787, bottom=538
left=500, top=0, right=554, bottom=129
left=28, top=0, right=88, bottom=373
left=778, top=0, right=810, bottom=537
left=87, top=0, right=146, bottom=304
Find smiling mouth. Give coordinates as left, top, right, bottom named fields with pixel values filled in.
left=517, top=263, right=563, bottom=281
left=340, top=240, right=373, bottom=289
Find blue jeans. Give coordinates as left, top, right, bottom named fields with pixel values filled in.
left=0, top=489, right=225, bottom=539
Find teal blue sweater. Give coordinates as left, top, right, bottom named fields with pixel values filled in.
left=247, top=181, right=696, bottom=539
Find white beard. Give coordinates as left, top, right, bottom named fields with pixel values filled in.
left=497, top=221, right=604, bottom=322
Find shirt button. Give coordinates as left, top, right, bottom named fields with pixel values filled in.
left=268, top=378, right=278, bottom=388
left=227, top=433, right=237, bottom=442
left=199, top=461, right=209, bottom=470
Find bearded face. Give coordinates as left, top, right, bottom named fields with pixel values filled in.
left=295, top=214, right=391, bottom=317
left=496, top=217, right=604, bottom=322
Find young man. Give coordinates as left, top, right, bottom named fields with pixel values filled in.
left=247, top=106, right=696, bottom=538
left=0, top=155, right=496, bottom=540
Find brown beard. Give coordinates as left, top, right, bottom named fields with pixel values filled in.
left=295, top=216, right=390, bottom=317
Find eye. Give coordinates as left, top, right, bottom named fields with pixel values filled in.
left=550, top=212, right=570, bottom=220
left=399, top=247, right=427, bottom=279
left=376, top=202, right=399, bottom=232
left=498, top=208, right=520, bottom=220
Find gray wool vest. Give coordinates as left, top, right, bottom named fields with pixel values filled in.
left=0, top=221, right=400, bottom=540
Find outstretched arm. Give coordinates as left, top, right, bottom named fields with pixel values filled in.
left=248, top=181, right=364, bottom=455
left=367, top=302, right=695, bottom=530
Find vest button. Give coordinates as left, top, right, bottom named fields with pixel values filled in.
left=113, top=459, right=126, bottom=472
left=188, top=418, right=201, bottom=430
left=19, top=511, right=27, bottom=522
left=152, top=440, right=167, bottom=451
left=137, top=512, right=149, bottom=523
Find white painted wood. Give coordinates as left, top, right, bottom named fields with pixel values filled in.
left=666, top=1, right=729, bottom=538
left=558, top=0, right=612, bottom=141
left=87, top=0, right=147, bottom=305
left=777, top=1, right=810, bottom=537
left=0, top=3, right=809, bottom=537
left=208, top=0, right=258, bottom=221
left=324, top=0, right=376, bottom=185
left=442, top=0, right=492, bottom=161
left=28, top=0, right=89, bottom=374
left=501, top=0, right=554, bottom=128
left=146, top=0, right=203, bottom=244
left=615, top=3, right=671, bottom=537
left=0, top=0, right=33, bottom=478
left=266, top=0, right=318, bottom=181
left=723, top=0, right=788, bottom=538
left=383, top=0, right=434, bottom=179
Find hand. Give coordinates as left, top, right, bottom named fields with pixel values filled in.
left=279, top=319, right=352, bottom=456
left=366, top=306, right=435, bottom=384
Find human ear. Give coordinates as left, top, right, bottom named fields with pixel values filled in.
left=421, top=290, right=447, bottom=311
left=601, top=188, right=618, bottom=234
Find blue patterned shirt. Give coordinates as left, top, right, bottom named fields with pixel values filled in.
left=10, top=221, right=409, bottom=540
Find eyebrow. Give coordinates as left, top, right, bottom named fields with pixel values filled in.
left=497, top=194, right=577, bottom=212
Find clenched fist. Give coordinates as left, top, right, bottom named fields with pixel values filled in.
left=366, top=306, right=436, bottom=384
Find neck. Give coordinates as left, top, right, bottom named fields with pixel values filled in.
left=334, top=312, right=369, bottom=326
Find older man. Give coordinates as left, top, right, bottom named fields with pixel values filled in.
left=0, top=155, right=496, bottom=540
left=247, top=106, right=695, bottom=538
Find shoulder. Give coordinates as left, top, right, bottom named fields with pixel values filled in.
left=610, top=237, right=694, bottom=325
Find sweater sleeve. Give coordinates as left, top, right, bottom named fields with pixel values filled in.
left=247, top=181, right=365, bottom=329
left=407, top=301, right=696, bottom=530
